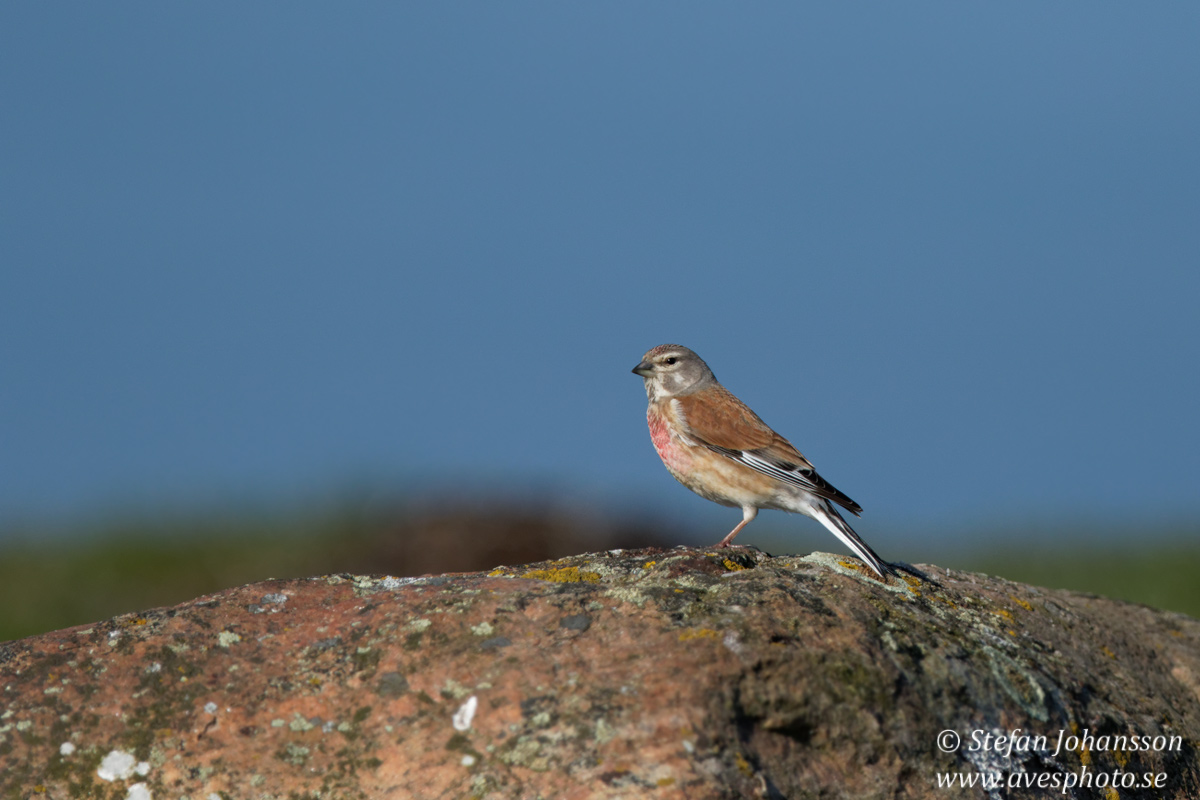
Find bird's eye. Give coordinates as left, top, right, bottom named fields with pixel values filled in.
left=663, top=357, right=677, bottom=365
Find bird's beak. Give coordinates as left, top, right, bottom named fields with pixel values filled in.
left=631, top=361, right=654, bottom=377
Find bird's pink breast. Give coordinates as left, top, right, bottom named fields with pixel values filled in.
left=648, top=407, right=692, bottom=474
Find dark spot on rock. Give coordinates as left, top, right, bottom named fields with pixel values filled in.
left=376, top=672, right=409, bottom=697
left=352, top=648, right=382, bottom=673
left=560, top=614, right=592, bottom=631
left=520, top=695, right=556, bottom=721
left=480, top=637, right=512, bottom=650
left=240, top=726, right=259, bottom=737
left=309, top=637, right=341, bottom=654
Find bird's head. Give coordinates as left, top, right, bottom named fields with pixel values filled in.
left=631, top=344, right=716, bottom=400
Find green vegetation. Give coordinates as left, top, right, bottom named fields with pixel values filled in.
left=960, top=544, right=1200, bottom=620
left=0, top=508, right=385, bottom=643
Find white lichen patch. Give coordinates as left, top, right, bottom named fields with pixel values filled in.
left=289, top=714, right=315, bottom=732
left=470, top=621, right=494, bottom=636
left=217, top=631, right=241, bottom=648
left=60, top=741, right=76, bottom=756
left=441, top=678, right=472, bottom=699
left=461, top=754, right=476, bottom=767
left=602, top=585, right=650, bottom=607
left=98, top=749, right=137, bottom=781
left=260, top=593, right=288, bottom=605
left=594, top=718, right=616, bottom=743
left=204, top=701, right=218, bottom=714
left=452, top=695, right=478, bottom=732
left=407, top=618, right=432, bottom=632
left=499, top=735, right=542, bottom=767
left=126, top=783, right=152, bottom=800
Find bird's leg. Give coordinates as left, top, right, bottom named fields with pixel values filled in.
left=715, top=506, right=758, bottom=548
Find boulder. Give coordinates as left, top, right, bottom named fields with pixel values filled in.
left=1, top=547, right=1198, bottom=798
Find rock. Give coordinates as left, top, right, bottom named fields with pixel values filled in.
left=1, top=547, right=1198, bottom=799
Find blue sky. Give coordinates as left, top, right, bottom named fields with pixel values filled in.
left=3, top=3, right=1198, bottom=541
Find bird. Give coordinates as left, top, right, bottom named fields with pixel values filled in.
left=631, top=343, right=892, bottom=578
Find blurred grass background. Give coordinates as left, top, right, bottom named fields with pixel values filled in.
left=1, top=503, right=1196, bottom=643
left=0, top=501, right=674, bottom=643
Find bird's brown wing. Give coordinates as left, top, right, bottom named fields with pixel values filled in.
left=674, top=386, right=863, bottom=515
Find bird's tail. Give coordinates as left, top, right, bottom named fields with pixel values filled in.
left=811, top=500, right=893, bottom=579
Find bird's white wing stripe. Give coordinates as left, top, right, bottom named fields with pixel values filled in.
left=736, top=451, right=821, bottom=492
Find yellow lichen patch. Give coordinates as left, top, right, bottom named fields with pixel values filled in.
left=121, top=617, right=149, bottom=628
left=656, top=778, right=676, bottom=787
left=1008, top=629, right=1017, bottom=636
left=993, top=608, right=1014, bottom=621
left=1103, top=787, right=1119, bottom=800
left=520, top=567, right=601, bottom=583
left=734, top=753, right=754, bottom=776
left=1101, top=645, right=1117, bottom=660
left=487, top=569, right=509, bottom=577
left=678, top=628, right=720, bottom=642
left=643, top=560, right=657, bottom=570
left=1114, top=748, right=1130, bottom=768
left=1009, top=595, right=1034, bottom=612
left=722, top=559, right=746, bottom=572
left=838, top=560, right=873, bottom=576
left=901, top=574, right=923, bottom=591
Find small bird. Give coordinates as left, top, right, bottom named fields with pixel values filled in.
left=632, top=344, right=892, bottom=578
